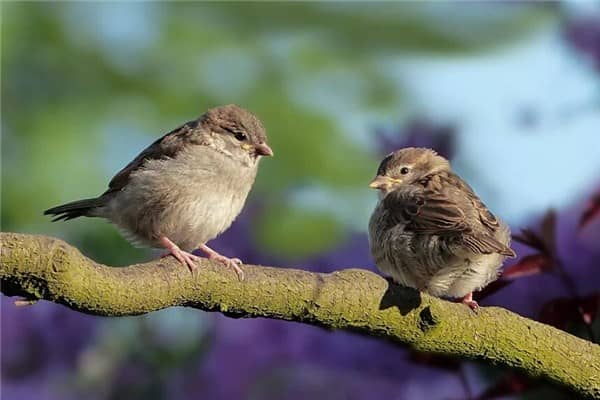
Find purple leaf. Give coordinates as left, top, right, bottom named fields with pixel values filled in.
left=564, top=17, right=600, bottom=72
left=374, top=118, right=455, bottom=159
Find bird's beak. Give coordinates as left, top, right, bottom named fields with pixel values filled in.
left=254, top=143, right=274, bottom=157
left=369, top=175, right=398, bottom=190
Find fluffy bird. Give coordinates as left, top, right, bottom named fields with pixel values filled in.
left=45, top=104, right=273, bottom=279
left=368, top=147, right=515, bottom=309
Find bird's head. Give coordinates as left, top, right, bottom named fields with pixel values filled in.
left=203, top=104, right=273, bottom=164
left=369, top=147, right=450, bottom=194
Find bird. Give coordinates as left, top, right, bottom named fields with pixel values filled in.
left=367, top=147, right=515, bottom=310
left=44, top=104, right=273, bottom=279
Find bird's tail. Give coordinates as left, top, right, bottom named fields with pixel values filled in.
left=44, top=197, right=106, bottom=222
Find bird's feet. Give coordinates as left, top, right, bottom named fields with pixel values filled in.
left=461, top=292, right=479, bottom=312
left=159, top=236, right=201, bottom=273
left=14, top=297, right=38, bottom=307
left=198, top=244, right=244, bottom=281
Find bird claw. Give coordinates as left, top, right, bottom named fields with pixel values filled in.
left=461, top=292, right=479, bottom=313
left=208, top=253, right=245, bottom=281
left=14, top=297, right=38, bottom=307
left=160, top=238, right=245, bottom=279
left=198, top=244, right=245, bottom=281
left=463, top=300, right=479, bottom=312
left=159, top=237, right=200, bottom=273
left=161, top=248, right=200, bottom=273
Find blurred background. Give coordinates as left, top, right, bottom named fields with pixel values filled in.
left=2, top=2, right=600, bottom=399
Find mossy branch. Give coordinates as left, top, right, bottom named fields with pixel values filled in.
left=1, top=232, right=599, bottom=398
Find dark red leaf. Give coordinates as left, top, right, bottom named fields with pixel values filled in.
left=513, top=209, right=558, bottom=256
left=540, top=293, right=600, bottom=329
left=408, top=352, right=461, bottom=371
left=512, top=229, right=549, bottom=254
left=540, top=299, right=576, bottom=330
left=474, top=279, right=513, bottom=301
left=540, top=209, right=557, bottom=256
left=502, top=254, right=555, bottom=279
left=475, top=374, right=532, bottom=399
left=580, top=294, right=600, bottom=325
left=579, top=191, right=600, bottom=230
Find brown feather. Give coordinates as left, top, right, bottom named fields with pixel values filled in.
left=383, top=189, right=469, bottom=233
left=439, top=172, right=500, bottom=231
left=462, top=233, right=516, bottom=257
left=106, top=121, right=202, bottom=194
left=369, top=147, right=515, bottom=298
left=376, top=148, right=514, bottom=254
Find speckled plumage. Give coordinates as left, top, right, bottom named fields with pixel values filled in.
left=368, top=148, right=515, bottom=303
left=45, top=104, right=272, bottom=275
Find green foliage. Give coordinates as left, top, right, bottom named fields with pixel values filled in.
left=1, top=2, right=555, bottom=259
left=258, top=205, right=344, bottom=257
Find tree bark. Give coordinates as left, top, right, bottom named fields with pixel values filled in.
left=1, top=232, right=599, bottom=398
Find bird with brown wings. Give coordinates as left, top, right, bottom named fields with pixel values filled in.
left=368, top=147, right=515, bottom=310
left=45, top=105, right=273, bottom=279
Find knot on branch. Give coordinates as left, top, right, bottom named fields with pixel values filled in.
left=418, top=306, right=438, bottom=332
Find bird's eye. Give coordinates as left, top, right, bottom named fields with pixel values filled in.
left=400, top=167, right=410, bottom=175
left=234, top=131, right=247, bottom=141
left=223, top=127, right=248, bottom=141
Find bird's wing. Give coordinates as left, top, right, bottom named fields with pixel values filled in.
left=104, top=120, right=202, bottom=194
left=440, top=173, right=515, bottom=256
left=384, top=187, right=469, bottom=233
left=384, top=187, right=514, bottom=257
left=442, top=172, right=500, bottom=230
left=461, top=233, right=515, bottom=257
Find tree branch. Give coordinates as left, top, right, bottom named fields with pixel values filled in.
left=1, top=232, right=599, bottom=398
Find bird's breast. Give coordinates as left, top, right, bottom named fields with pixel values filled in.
left=105, top=145, right=257, bottom=250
